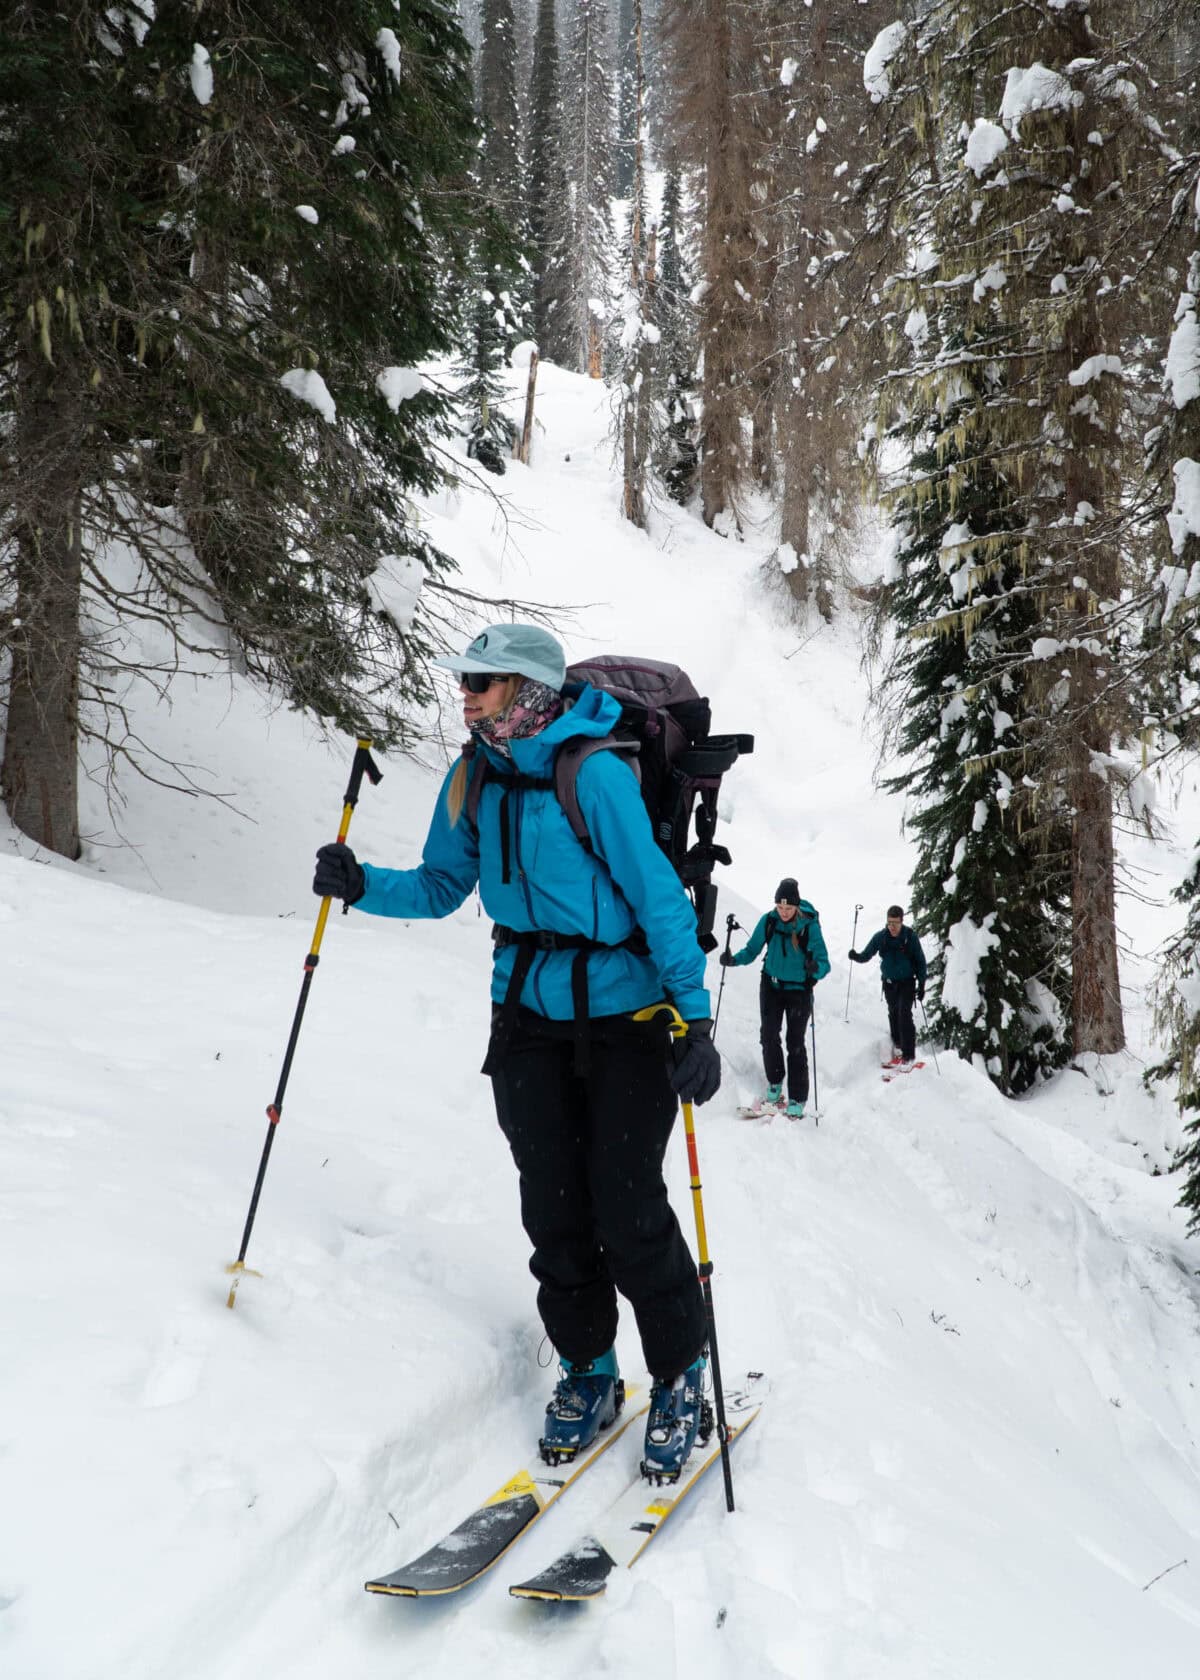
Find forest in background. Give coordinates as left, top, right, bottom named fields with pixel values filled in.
left=3, top=0, right=1200, bottom=1198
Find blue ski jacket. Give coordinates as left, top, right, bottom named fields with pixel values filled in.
left=852, top=925, right=927, bottom=984
left=731, top=903, right=830, bottom=989
left=354, top=684, right=711, bottom=1023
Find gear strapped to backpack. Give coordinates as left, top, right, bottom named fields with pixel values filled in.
left=463, top=656, right=753, bottom=1074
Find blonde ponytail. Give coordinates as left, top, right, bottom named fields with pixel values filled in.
left=446, top=675, right=525, bottom=827
left=447, top=757, right=469, bottom=826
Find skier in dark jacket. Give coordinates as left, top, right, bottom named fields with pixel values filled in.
left=311, top=623, right=719, bottom=1483
left=720, top=878, right=829, bottom=1118
left=848, top=904, right=928, bottom=1068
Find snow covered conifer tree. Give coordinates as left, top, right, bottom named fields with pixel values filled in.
left=461, top=0, right=529, bottom=463
left=455, top=263, right=521, bottom=474
left=867, top=0, right=1181, bottom=1060
left=0, top=1, right=488, bottom=856
left=526, top=0, right=572, bottom=363
left=865, top=9, right=1073, bottom=1089
left=878, top=344, right=1073, bottom=1092
left=617, top=0, right=658, bottom=529
left=654, top=164, right=699, bottom=505
left=661, top=0, right=757, bottom=530
left=763, top=0, right=880, bottom=616
left=562, top=0, right=617, bottom=376
left=614, top=0, right=638, bottom=197
left=478, top=0, right=523, bottom=224
left=1147, top=141, right=1200, bottom=1224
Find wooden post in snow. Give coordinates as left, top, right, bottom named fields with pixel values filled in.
left=515, top=348, right=539, bottom=464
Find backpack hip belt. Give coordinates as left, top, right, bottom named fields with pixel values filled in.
left=483, top=923, right=651, bottom=1080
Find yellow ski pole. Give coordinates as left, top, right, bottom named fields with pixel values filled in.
left=226, top=738, right=382, bottom=1308
left=634, top=1003, right=736, bottom=1512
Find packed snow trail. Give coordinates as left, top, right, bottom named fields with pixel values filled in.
left=3, top=360, right=1200, bottom=1679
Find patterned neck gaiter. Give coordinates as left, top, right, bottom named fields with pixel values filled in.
left=469, top=677, right=564, bottom=758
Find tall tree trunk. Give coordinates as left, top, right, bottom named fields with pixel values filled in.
left=3, top=343, right=83, bottom=859
left=751, top=383, right=774, bottom=490
left=696, top=0, right=751, bottom=530
left=1068, top=740, right=1123, bottom=1053
left=622, top=0, right=651, bottom=529
left=1059, top=89, right=1124, bottom=1055
left=781, top=423, right=811, bottom=605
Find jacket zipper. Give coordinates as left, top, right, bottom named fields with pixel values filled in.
left=513, top=792, right=537, bottom=924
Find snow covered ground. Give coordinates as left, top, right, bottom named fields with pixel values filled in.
left=3, top=360, right=1200, bottom=1679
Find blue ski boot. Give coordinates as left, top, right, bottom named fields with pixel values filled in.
left=641, top=1353, right=713, bottom=1483
left=539, top=1348, right=624, bottom=1466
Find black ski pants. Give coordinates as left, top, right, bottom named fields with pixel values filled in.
left=883, top=977, right=917, bottom=1061
left=759, top=978, right=812, bottom=1103
left=489, top=1006, right=707, bottom=1382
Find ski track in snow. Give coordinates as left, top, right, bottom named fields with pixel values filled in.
left=3, top=359, right=1200, bottom=1679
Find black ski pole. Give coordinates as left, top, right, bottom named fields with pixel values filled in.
left=844, top=903, right=863, bottom=1021
left=918, top=997, right=942, bottom=1074
left=226, top=738, right=382, bottom=1308
left=712, top=913, right=740, bottom=1042
left=809, top=1004, right=820, bottom=1128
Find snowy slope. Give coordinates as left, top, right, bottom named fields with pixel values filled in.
left=3, top=360, right=1200, bottom=1680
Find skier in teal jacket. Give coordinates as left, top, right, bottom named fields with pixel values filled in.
left=720, top=878, right=829, bottom=1118
left=849, top=904, right=927, bottom=1067
left=311, top=623, right=717, bottom=1483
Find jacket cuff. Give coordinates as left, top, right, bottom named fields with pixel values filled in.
left=675, top=986, right=711, bottom=1021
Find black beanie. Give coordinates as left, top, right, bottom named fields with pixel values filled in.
left=775, top=878, right=800, bottom=906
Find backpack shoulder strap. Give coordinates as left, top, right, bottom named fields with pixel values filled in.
left=767, top=912, right=809, bottom=948
left=553, top=736, right=640, bottom=853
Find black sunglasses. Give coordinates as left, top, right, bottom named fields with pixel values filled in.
left=460, top=670, right=512, bottom=694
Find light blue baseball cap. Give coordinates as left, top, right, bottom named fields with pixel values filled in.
left=433, top=623, right=566, bottom=690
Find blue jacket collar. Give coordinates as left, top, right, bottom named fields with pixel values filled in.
left=477, top=684, right=621, bottom=776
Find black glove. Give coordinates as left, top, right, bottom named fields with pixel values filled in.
left=669, top=1018, right=722, bottom=1106
left=916, top=981, right=925, bottom=1002
left=806, top=955, right=819, bottom=982
left=719, top=950, right=735, bottom=967
left=313, top=842, right=366, bottom=906
left=847, top=948, right=857, bottom=961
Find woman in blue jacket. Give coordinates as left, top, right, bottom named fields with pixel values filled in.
left=721, top=879, right=830, bottom=1118
left=312, top=624, right=720, bottom=1483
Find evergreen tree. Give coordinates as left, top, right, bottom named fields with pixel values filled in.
left=1, top=1, right=488, bottom=857
left=1148, top=140, right=1200, bottom=1222
left=461, top=0, right=529, bottom=462
left=654, top=164, right=699, bottom=505
left=455, top=259, right=521, bottom=474
left=617, top=0, right=657, bottom=528
left=866, top=0, right=1179, bottom=1059
left=562, top=0, right=617, bottom=375
left=526, top=0, right=572, bottom=362
left=661, top=0, right=757, bottom=529
left=879, top=346, right=1073, bottom=1092
left=478, top=0, right=523, bottom=222
left=614, top=0, right=638, bottom=196
left=762, top=0, right=880, bottom=617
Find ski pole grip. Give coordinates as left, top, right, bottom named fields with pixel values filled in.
left=633, top=1001, right=687, bottom=1040
left=344, top=739, right=383, bottom=811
